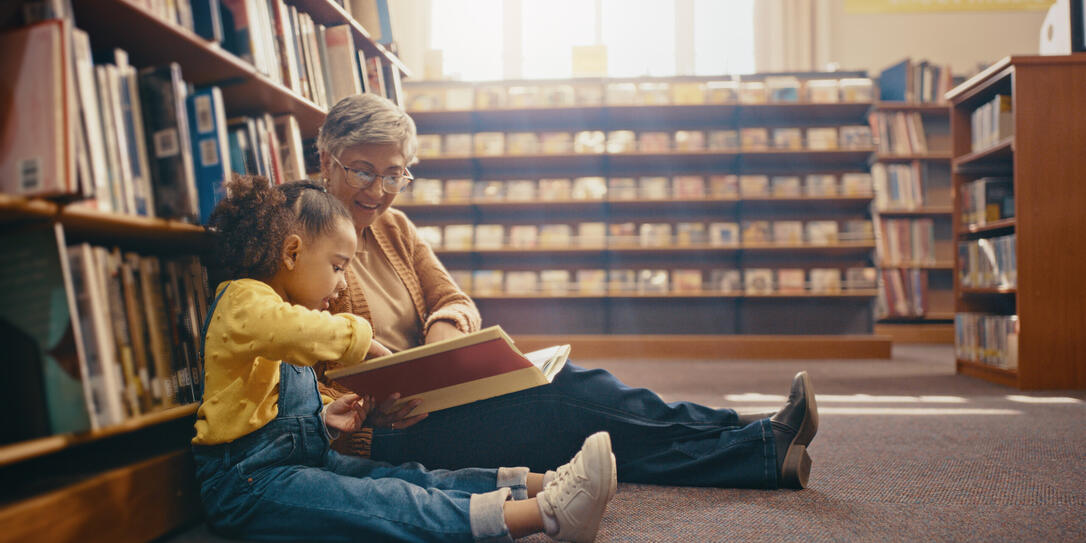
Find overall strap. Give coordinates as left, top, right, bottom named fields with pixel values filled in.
left=197, top=282, right=230, bottom=400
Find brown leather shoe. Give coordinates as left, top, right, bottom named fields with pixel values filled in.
left=770, top=371, right=819, bottom=489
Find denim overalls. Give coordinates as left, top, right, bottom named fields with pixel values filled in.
left=191, top=282, right=529, bottom=542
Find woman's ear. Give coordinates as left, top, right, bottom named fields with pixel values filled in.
left=281, top=234, right=303, bottom=271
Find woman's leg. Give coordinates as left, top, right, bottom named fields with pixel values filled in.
left=372, top=362, right=777, bottom=488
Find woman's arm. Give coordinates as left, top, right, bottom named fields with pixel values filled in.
left=403, top=216, right=482, bottom=339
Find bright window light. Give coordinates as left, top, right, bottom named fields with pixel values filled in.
left=693, top=0, right=755, bottom=75
left=430, top=0, right=504, bottom=81
left=601, top=0, right=676, bottom=77
left=521, top=0, right=595, bottom=79
left=723, top=393, right=968, bottom=404
left=1006, top=395, right=1083, bottom=404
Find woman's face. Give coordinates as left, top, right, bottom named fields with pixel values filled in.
left=324, top=143, right=407, bottom=230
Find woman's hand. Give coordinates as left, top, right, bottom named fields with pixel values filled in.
left=367, top=338, right=393, bottom=359
left=324, top=393, right=374, bottom=434
left=425, top=321, right=465, bottom=344
left=366, top=393, right=428, bottom=430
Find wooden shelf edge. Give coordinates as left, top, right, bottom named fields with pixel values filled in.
left=876, top=206, right=954, bottom=216
left=0, top=404, right=198, bottom=468
left=511, top=334, right=893, bottom=360
left=434, top=242, right=876, bottom=256
left=960, top=217, right=1016, bottom=235
left=473, top=291, right=878, bottom=300
left=956, top=359, right=1019, bottom=387
left=874, top=323, right=954, bottom=344
left=952, top=137, right=1014, bottom=169
left=960, top=287, right=1017, bottom=295
left=408, top=101, right=874, bottom=117
left=0, top=449, right=202, bottom=543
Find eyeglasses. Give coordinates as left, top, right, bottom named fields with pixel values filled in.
left=331, top=155, right=414, bottom=194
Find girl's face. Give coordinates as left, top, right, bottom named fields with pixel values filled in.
left=324, top=143, right=408, bottom=231
left=281, top=217, right=358, bottom=310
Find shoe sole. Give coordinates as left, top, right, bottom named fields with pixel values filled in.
left=781, top=372, right=818, bottom=489
left=567, top=432, right=614, bottom=543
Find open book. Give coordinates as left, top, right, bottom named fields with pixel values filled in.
left=325, top=326, right=570, bottom=416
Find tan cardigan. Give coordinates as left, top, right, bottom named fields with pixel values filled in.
left=315, top=207, right=481, bottom=456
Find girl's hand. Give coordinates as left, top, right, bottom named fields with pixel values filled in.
left=425, top=321, right=465, bottom=344
left=325, top=393, right=374, bottom=434
left=366, top=393, right=428, bottom=430
left=367, top=338, right=393, bottom=359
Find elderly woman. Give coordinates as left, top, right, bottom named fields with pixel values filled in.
left=314, top=93, right=818, bottom=489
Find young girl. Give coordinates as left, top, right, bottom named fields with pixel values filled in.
left=191, top=176, right=617, bottom=543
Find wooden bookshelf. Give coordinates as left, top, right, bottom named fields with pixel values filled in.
left=947, top=54, right=1086, bottom=389
left=405, top=74, right=883, bottom=345
left=870, top=101, right=954, bottom=333
left=0, top=0, right=410, bottom=539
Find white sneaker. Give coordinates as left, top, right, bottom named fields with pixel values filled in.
left=539, top=432, right=616, bottom=543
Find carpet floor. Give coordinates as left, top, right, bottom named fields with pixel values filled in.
left=162, top=345, right=1086, bottom=542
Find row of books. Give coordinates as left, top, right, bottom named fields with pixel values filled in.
left=449, top=267, right=879, bottom=296
left=878, top=58, right=955, bottom=103
left=405, top=76, right=876, bottom=111
left=416, top=126, right=875, bottom=158
left=0, top=21, right=308, bottom=222
left=958, top=235, right=1017, bottom=289
left=872, top=162, right=932, bottom=210
left=403, top=174, right=875, bottom=204
left=971, top=94, right=1013, bottom=152
left=868, top=111, right=931, bottom=155
left=960, top=177, right=1014, bottom=227
left=877, top=268, right=930, bottom=318
left=0, top=225, right=208, bottom=442
left=418, top=220, right=874, bottom=250
left=877, top=218, right=937, bottom=266
left=955, top=313, right=1019, bottom=370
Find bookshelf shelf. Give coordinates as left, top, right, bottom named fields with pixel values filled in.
left=874, top=153, right=953, bottom=162
left=948, top=55, right=1086, bottom=389
left=871, top=101, right=951, bottom=113
left=0, top=404, right=198, bottom=468
left=879, top=262, right=954, bottom=270
left=399, top=196, right=872, bottom=213
left=876, top=206, right=954, bottom=216
left=471, top=291, right=878, bottom=300
left=289, top=0, right=411, bottom=75
left=434, top=242, right=876, bottom=257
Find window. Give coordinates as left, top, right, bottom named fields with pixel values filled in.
left=430, top=0, right=504, bottom=81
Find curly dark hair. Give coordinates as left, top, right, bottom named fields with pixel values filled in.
left=206, top=175, right=352, bottom=279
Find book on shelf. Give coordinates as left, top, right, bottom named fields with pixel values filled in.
left=443, top=134, right=473, bottom=156
left=845, top=267, right=878, bottom=290
left=416, top=226, right=442, bottom=249
left=505, top=179, right=538, bottom=201
left=878, top=218, right=935, bottom=265
left=744, top=268, right=774, bottom=294
left=107, top=49, right=156, bottom=216
left=708, top=222, right=740, bottom=246
left=771, top=176, right=802, bottom=197
left=573, top=83, right=604, bottom=106
left=1, top=20, right=76, bottom=200
left=841, top=173, right=874, bottom=196
left=805, top=221, right=840, bottom=245
left=738, top=81, right=767, bottom=104
left=473, top=180, right=505, bottom=202
left=710, top=269, right=743, bottom=294
left=325, top=326, right=570, bottom=416
left=673, top=130, right=705, bottom=151
left=186, top=87, right=231, bottom=223
left=839, top=78, right=874, bottom=102
left=839, top=125, right=873, bottom=149
left=955, top=313, right=1018, bottom=370
left=608, top=177, right=638, bottom=200
left=671, top=82, right=706, bottom=105
left=639, top=82, right=670, bottom=105
left=777, top=269, right=806, bottom=294
left=958, top=235, right=1016, bottom=289
left=508, top=225, right=539, bottom=248
left=765, top=76, right=801, bottom=102
left=740, top=127, right=769, bottom=150
left=806, top=79, right=840, bottom=103
left=539, top=178, right=572, bottom=200
left=843, top=220, right=875, bottom=242
left=705, top=80, right=739, bottom=103
left=869, top=111, right=928, bottom=154
left=507, top=132, right=541, bottom=155
left=877, top=268, right=927, bottom=318
left=608, top=222, right=637, bottom=246
left=323, top=25, right=363, bottom=106
left=672, top=269, right=704, bottom=293
left=708, top=174, right=739, bottom=198
left=739, top=175, right=769, bottom=197
left=444, top=87, right=475, bottom=110
left=577, top=222, right=607, bottom=247
left=474, top=224, right=504, bottom=250
left=139, top=62, right=200, bottom=222
left=474, top=84, right=505, bottom=109
left=708, top=130, right=740, bottom=151
left=416, top=134, right=441, bottom=157
left=741, top=220, right=771, bottom=243
left=507, top=85, right=541, bottom=107
left=606, top=130, right=637, bottom=153
left=605, top=82, right=639, bottom=105
left=638, top=176, right=671, bottom=199
left=0, top=224, right=92, bottom=443
left=809, top=268, right=842, bottom=294
left=878, top=58, right=953, bottom=103
left=638, top=131, right=672, bottom=153
left=410, top=178, right=443, bottom=204
left=273, top=114, right=307, bottom=181
left=872, top=163, right=924, bottom=209
left=772, top=128, right=803, bottom=150
left=805, top=127, right=839, bottom=150
left=805, top=174, right=838, bottom=197
left=574, top=131, right=606, bottom=154
left=405, top=87, right=443, bottom=111
left=540, top=270, right=572, bottom=295
left=540, top=132, right=573, bottom=154
left=71, top=27, right=111, bottom=211
left=473, top=132, right=505, bottom=156
left=772, top=221, right=804, bottom=244
left=472, top=270, right=504, bottom=295
left=572, top=177, right=607, bottom=200
left=539, top=224, right=573, bottom=247
left=445, top=179, right=473, bottom=202
left=675, top=222, right=708, bottom=246
left=960, top=177, right=1014, bottom=227
left=443, top=224, right=474, bottom=250
left=448, top=270, right=473, bottom=292
left=637, top=269, right=669, bottom=293
left=505, top=271, right=538, bottom=295
left=673, top=175, right=706, bottom=199
left=541, top=84, right=576, bottom=107
left=639, top=223, right=672, bottom=247
left=576, top=270, right=607, bottom=295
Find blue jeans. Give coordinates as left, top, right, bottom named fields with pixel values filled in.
left=372, top=362, right=779, bottom=488
left=193, top=354, right=529, bottom=542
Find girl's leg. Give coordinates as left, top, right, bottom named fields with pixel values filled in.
left=372, top=362, right=776, bottom=488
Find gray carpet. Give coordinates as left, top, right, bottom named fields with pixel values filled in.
left=161, top=345, right=1086, bottom=542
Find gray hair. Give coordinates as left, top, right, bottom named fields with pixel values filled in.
left=317, top=93, right=418, bottom=164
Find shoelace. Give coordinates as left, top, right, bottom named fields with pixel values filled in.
left=542, top=449, right=589, bottom=513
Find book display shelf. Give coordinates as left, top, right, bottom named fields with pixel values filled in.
left=869, top=102, right=955, bottom=343
left=401, top=74, right=891, bottom=358
left=947, top=54, right=1086, bottom=389
left=0, top=1, right=409, bottom=541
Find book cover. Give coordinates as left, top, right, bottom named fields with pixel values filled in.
left=705, top=80, right=738, bottom=103
left=505, top=179, right=537, bottom=201
left=708, top=174, right=739, bottom=198
left=0, top=20, right=75, bottom=198
left=776, top=269, right=806, bottom=294
left=507, top=132, right=540, bottom=155
left=765, top=76, right=800, bottom=102
left=675, top=222, right=708, bottom=246
left=638, top=131, right=671, bottom=153
left=508, top=225, right=538, bottom=248
left=771, top=176, right=802, bottom=197
left=739, top=175, right=769, bottom=197
left=470, top=85, right=502, bottom=109
left=538, top=178, right=572, bottom=201
left=806, top=127, right=839, bottom=150
left=448, top=271, right=473, bottom=292
left=416, top=225, right=442, bottom=249
left=416, top=134, right=442, bottom=157
left=606, top=130, right=637, bottom=153
left=573, top=130, right=606, bottom=154
left=576, top=269, right=607, bottom=295
left=608, top=269, right=637, bottom=293
left=673, top=175, right=706, bottom=199
left=637, top=269, right=669, bottom=293
left=0, top=224, right=92, bottom=442
left=608, top=222, right=637, bottom=247
left=540, top=270, right=572, bottom=295
left=841, top=173, right=873, bottom=196
left=739, top=127, right=769, bottom=150
left=572, top=176, right=607, bottom=200
left=507, top=85, right=541, bottom=107
left=540, top=132, right=573, bottom=154
left=473, top=132, right=505, bottom=156
left=472, top=270, right=504, bottom=296
left=443, top=224, right=474, bottom=250
left=805, top=221, right=839, bottom=245
left=323, top=25, right=362, bottom=105
left=187, top=87, right=231, bottom=223
left=708, top=222, right=740, bottom=246
left=806, top=79, right=839, bottom=103
left=638, top=176, right=670, bottom=199
left=673, top=130, right=705, bottom=151
left=639, top=223, right=672, bottom=247
left=742, top=221, right=771, bottom=244
left=738, top=81, right=767, bottom=104
left=710, top=269, right=743, bottom=294
left=672, top=269, right=703, bottom=293
left=505, top=271, right=538, bottom=295
left=474, top=224, right=505, bottom=250
left=772, top=220, right=804, bottom=244
left=772, top=128, right=803, bottom=150
left=805, top=174, right=837, bottom=197
left=473, top=180, right=505, bottom=201
left=326, top=326, right=570, bottom=416
left=410, top=178, right=443, bottom=204
left=539, top=224, right=573, bottom=247
left=809, top=268, right=842, bottom=294
left=607, top=177, right=638, bottom=200
left=577, top=222, right=607, bottom=247
left=138, top=63, right=200, bottom=222
left=444, top=179, right=473, bottom=202
left=744, top=268, right=774, bottom=295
